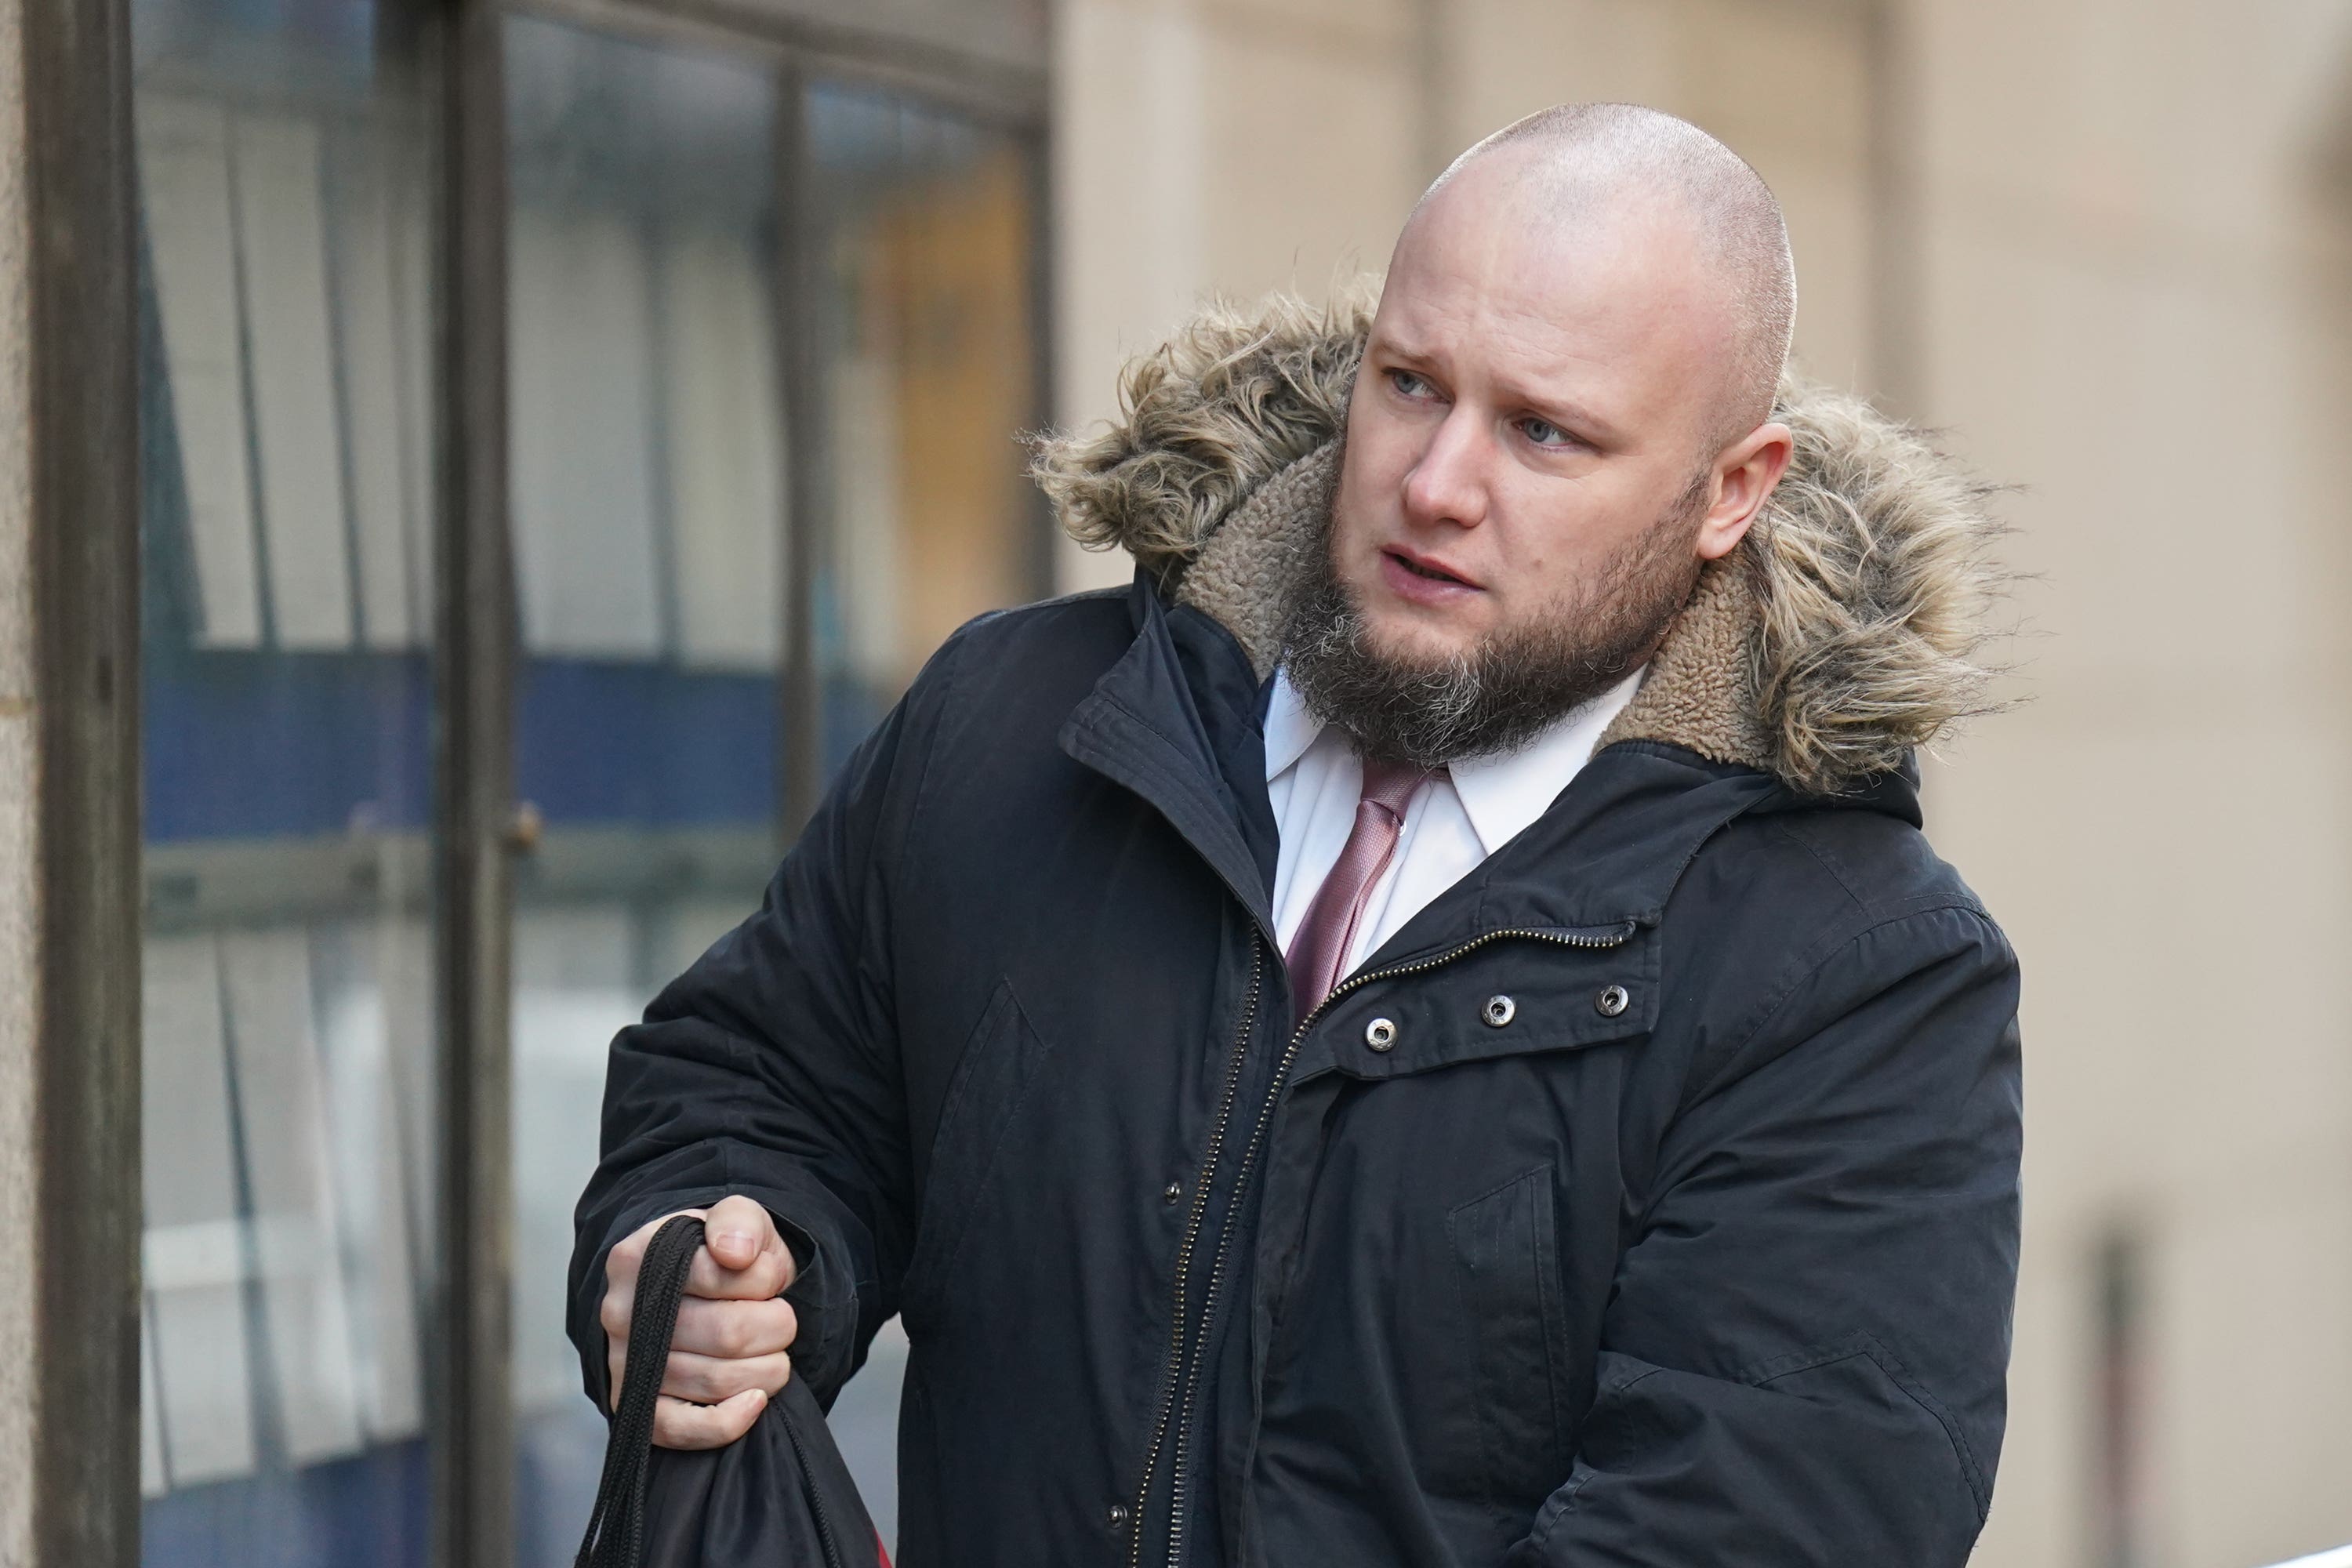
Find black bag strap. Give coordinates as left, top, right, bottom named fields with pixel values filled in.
left=577, top=1214, right=707, bottom=1568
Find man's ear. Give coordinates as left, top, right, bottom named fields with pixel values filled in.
left=1694, top=421, right=1794, bottom=562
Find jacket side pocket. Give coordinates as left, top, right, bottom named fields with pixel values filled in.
left=1448, top=1165, right=1572, bottom=1515
left=899, top=978, right=1052, bottom=1317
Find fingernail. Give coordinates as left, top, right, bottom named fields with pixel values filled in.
left=715, top=1230, right=754, bottom=1252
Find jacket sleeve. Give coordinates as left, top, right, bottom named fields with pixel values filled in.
left=566, top=684, right=927, bottom=1415
left=1513, top=902, right=2023, bottom=1567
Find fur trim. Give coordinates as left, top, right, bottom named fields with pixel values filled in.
left=1031, top=296, right=2007, bottom=796
left=1033, top=290, right=1374, bottom=586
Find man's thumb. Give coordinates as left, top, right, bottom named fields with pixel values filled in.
left=703, top=1195, right=770, bottom=1270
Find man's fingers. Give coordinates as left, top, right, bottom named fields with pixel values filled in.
left=659, top=1348, right=793, bottom=1405
left=599, top=1199, right=797, bottom=1417
left=599, top=1279, right=632, bottom=1343
left=652, top=1388, right=768, bottom=1451
left=684, top=1236, right=792, bottom=1301
left=601, top=1281, right=634, bottom=1406
left=667, top=1295, right=797, bottom=1360
left=700, top=1196, right=792, bottom=1287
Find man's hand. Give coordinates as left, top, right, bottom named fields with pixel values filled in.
left=601, top=1194, right=799, bottom=1449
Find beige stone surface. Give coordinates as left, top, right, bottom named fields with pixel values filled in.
left=1050, top=1, right=2352, bottom=1560
left=1053, top=0, right=1211, bottom=593
left=1916, top=0, right=2352, bottom=1560
left=1196, top=10, right=1417, bottom=303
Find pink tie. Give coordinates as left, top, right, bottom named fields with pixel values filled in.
left=1284, top=757, right=1431, bottom=1013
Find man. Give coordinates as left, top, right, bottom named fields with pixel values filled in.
left=573, top=103, right=2022, bottom=1566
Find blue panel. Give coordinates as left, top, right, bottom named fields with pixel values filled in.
left=145, top=652, right=789, bottom=843
left=142, top=1441, right=429, bottom=1568
left=143, top=652, right=434, bottom=843
left=517, top=659, right=778, bottom=828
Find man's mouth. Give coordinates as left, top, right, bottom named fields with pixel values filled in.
left=1382, top=547, right=1478, bottom=590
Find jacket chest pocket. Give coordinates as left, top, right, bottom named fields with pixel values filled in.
left=1447, top=1165, right=1573, bottom=1513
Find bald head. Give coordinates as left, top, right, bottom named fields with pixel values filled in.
left=1315, top=105, right=1802, bottom=762
left=1412, top=103, right=1796, bottom=448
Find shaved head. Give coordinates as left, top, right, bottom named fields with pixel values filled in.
left=1416, top=103, right=1796, bottom=448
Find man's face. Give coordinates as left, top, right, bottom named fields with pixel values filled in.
left=1329, top=166, right=1747, bottom=673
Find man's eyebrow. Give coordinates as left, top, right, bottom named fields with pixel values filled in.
left=1369, top=331, right=1438, bottom=368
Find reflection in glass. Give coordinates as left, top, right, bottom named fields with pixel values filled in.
left=502, top=19, right=789, bottom=1564
left=133, top=0, right=438, bottom=1563
left=501, top=32, right=1047, bottom=1563
left=806, top=83, right=1041, bottom=773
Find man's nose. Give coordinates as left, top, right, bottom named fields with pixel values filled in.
left=1400, top=408, right=1489, bottom=531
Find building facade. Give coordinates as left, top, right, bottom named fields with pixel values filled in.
left=1053, top=4, right=2352, bottom=1566
left=2, top=0, right=2349, bottom=1564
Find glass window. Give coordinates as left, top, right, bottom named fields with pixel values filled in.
left=128, top=2, right=1047, bottom=1559
left=806, top=82, right=1042, bottom=774
left=501, top=19, right=790, bottom=1565
left=503, top=42, right=1046, bottom=1563
left=132, top=0, right=440, bottom=1563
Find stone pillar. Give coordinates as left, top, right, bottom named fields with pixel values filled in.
left=0, top=0, right=41, bottom=1551
left=0, top=0, right=142, bottom=1559
left=1048, top=0, right=1425, bottom=596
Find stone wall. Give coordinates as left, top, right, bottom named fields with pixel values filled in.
left=1045, top=2, right=2352, bottom=1559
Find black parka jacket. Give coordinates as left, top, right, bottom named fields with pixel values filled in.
left=572, top=299, right=2023, bottom=1568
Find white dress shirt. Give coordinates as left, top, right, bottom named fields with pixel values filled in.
left=1265, top=666, right=1646, bottom=975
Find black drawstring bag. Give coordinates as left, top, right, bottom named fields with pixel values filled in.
left=575, top=1214, right=888, bottom=1568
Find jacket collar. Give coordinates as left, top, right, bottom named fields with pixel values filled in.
left=1058, top=572, right=1280, bottom=935
left=1033, top=293, right=2009, bottom=800
left=1057, top=572, right=1911, bottom=959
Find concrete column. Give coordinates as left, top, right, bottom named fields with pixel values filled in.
left=0, top=0, right=39, bottom=1554
left=1048, top=0, right=1423, bottom=595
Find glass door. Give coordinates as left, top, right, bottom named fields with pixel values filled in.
left=501, top=23, right=1045, bottom=1563
left=499, top=19, right=788, bottom=1560
left=127, top=0, right=1047, bottom=1560
left=132, top=0, right=442, bottom=1562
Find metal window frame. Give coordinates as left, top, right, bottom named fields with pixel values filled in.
left=434, top=0, right=521, bottom=1563
left=24, top=0, right=143, bottom=1560
left=775, top=54, right=826, bottom=833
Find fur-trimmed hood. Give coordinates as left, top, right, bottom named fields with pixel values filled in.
left=1033, top=292, right=2006, bottom=797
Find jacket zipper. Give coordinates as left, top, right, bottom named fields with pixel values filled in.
left=1127, top=942, right=1265, bottom=1568
left=1153, top=924, right=1634, bottom=1568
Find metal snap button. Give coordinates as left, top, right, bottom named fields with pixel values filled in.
left=1482, top=994, right=1515, bottom=1028
left=1107, top=1502, right=1132, bottom=1530
left=1163, top=1181, right=1184, bottom=1205
left=1595, top=984, right=1631, bottom=1018
left=1364, top=1017, right=1398, bottom=1051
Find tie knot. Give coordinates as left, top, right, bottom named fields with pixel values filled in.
left=1358, top=757, right=1430, bottom=818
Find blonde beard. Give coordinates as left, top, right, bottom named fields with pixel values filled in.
left=1282, top=488, right=1706, bottom=768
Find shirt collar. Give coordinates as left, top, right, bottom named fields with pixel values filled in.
left=1447, top=667, right=1646, bottom=855
left=1265, top=665, right=1647, bottom=855
left=1262, top=668, right=1325, bottom=779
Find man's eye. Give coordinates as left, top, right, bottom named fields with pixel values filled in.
left=1387, top=368, right=1434, bottom=399
left=1521, top=417, right=1573, bottom=448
